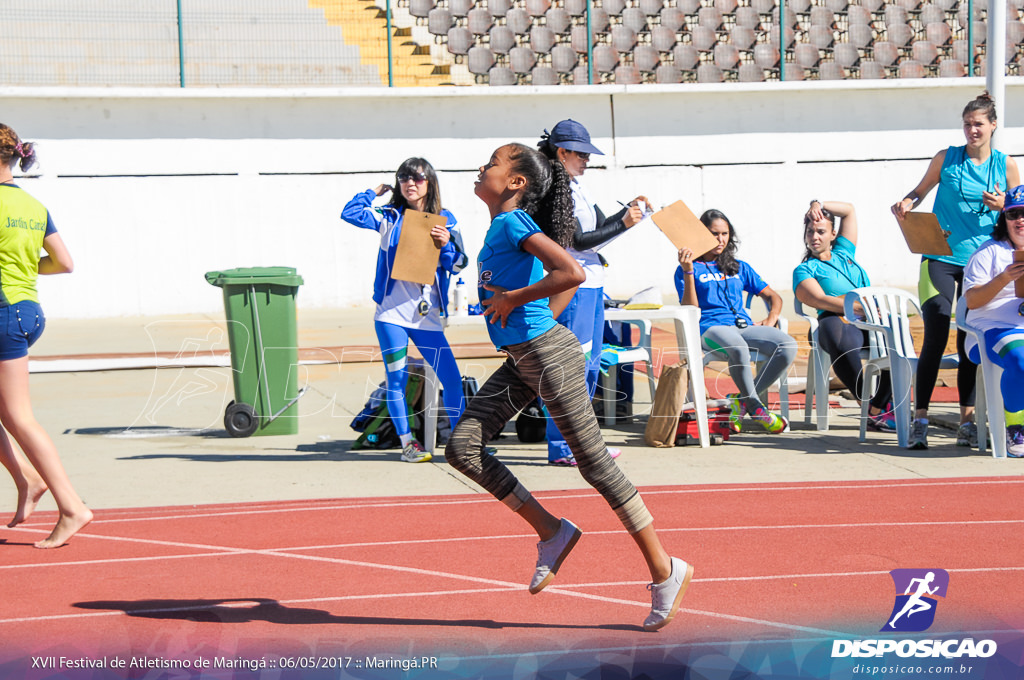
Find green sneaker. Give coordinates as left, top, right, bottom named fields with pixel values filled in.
left=725, top=394, right=745, bottom=433
left=749, top=404, right=788, bottom=434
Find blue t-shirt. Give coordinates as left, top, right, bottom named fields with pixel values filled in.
left=674, top=259, right=767, bottom=335
left=477, top=210, right=557, bottom=348
left=791, top=236, right=871, bottom=317
left=932, top=145, right=1007, bottom=267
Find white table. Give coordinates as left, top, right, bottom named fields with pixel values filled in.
left=422, top=304, right=710, bottom=450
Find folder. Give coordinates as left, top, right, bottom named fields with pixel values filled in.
left=391, top=210, right=446, bottom=285
left=896, top=212, right=953, bottom=257
left=649, top=200, right=720, bottom=258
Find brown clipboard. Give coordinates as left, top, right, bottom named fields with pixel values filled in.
left=896, top=212, right=953, bottom=256
left=391, top=210, right=445, bottom=285
left=649, top=200, right=720, bottom=257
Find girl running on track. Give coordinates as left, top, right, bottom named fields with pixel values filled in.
left=341, top=158, right=468, bottom=463
left=445, top=142, right=693, bottom=631
left=0, top=123, right=93, bottom=548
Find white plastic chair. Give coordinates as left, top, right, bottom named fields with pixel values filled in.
left=843, top=286, right=957, bottom=448
left=794, top=298, right=830, bottom=430
left=955, top=295, right=1007, bottom=458
left=600, top=319, right=657, bottom=426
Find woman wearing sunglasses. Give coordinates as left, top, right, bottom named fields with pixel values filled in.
left=963, top=185, right=1024, bottom=457
left=341, top=158, right=468, bottom=463
left=891, top=92, right=1020, bottom=450
left=535, top=119, right=648, bottom=465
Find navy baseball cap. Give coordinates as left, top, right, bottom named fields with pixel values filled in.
left=546, top=119, right=604, bottom=155
left=1004, top=184, right=1024, bottom=212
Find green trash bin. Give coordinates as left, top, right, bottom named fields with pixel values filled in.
left=205, top=266, right=305, bottom=437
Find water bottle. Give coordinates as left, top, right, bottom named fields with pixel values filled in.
left=453, top=278, right=468, bottom=316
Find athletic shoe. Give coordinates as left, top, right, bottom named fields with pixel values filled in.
left=749, top=404, right=788, bottom=434
left=643, top=556, right=695, bottom=632
left=401, top=440, right=432, bottom=463
left=1007, top=425, right=1024, bottom=458
left=725, top=394, right=745, bottom=433
left=907, top=420, right=928, bottom=450
left=956, top=421, right=979, bottom=448
left=608, top=447, right=622, bottom=459
left=867, top=411, right=897, bottom=433
left=549, top=455, right=577, bottom=466
left=530, top=518, right=582, bottom=594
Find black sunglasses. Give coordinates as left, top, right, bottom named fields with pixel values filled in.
left=397, top=172, right=428, bottom=184
left=1005, top=208, right=1024, bottom=221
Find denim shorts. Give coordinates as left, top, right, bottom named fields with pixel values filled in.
left=0, top=300, right=46, bottom=361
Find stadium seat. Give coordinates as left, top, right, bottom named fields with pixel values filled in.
left=551, top=45, right=578, bottom=72
left=919, top=4, right=946, bottom=25
left=753, top=43, right=780, bottom=68
left=565, top=0, right=586, bottom=17
left=818, top=61, right=845, bottom=79
left=896, top=0, right=921, bottom=9
left=872, top=41, right=899, bottom=66
left=409, top=0, right=433, bottom=19
left=428, top=8, right=455, bottom=36
left=468, top=8, right=494, bottom=35
left=691, top=25, right=718, bottom=51
left=783, top=63, right=805, bottom=80
left=847, top=6, right=872, bottom=26
left=795, top=43, right=821, bottom=68
left=735, top=6, right=761, bottom=29
left=834, top=42, right=861, bottom=67
left=826, top=0, right=849, bottom=12
left=510, top=45, right=538, bottom=72
left=952, top=39, right=970, bottom=63
left=925, top=21, right=952, bottom=46
left=738, top=63, right=765, bottom=81
left=730, top=26, right=757, bottom=50
left=751, top=0, right=775, bottom=14
left=593, top=44, right=619, bottom=72
left=571, top=25, right=590, bottom=52
left=789, top=0, right=812, bottom=13
left=450, top=0, right=473, bottom=17
left=447, top=27, right=473, bottom=55
left=604, top=0, right=626, bottom=15
left=622, top=7, right=648, bottom=33
left=912, top=40, right=939, bottom=64
left=898, top=59, right=926, bottom=78
left=957, top=4, right=982, bottom=28
left=715, top=0, right=739, bottom=14
left=572, top=65, right=591, bottom=84
left=714, top=43, right=741, bottom=69
left=860, top=0, right=884, bottom=12
left=848, top=23, right=874, bottom=48
left=859, top=60, right=886, bottom=78
left=699, top=6, right=724, bottom=29
left=491, top=24, right=515, bottom=52
left=651, top=26, right=678, bottom=52
left=530, top=25, right=556, bottom=52
left=532, top=65, right=559, bottom=84
left=506, top=8, right=531, bottom=34
left=659, top=6, right=686, bottom=31
left=639, top=0, right=665, bottom=16
left=770, top=26, right=796, bottom=49
left=933, top=0, right=956, bottom=9
left=545, top=7, right=571, bottom=33
left=677, top=0, right=701, bottom=14
left=590, top=8, right=610, bottom=33
left=526, top=0, right=551, bottom=17
left=489, top=66, right=517, bottom=84
left=490, top=0, right=512, bottom=17
left=611, top=25, right=638, bottom=52
left=808, top=25, right=835, bottom=49
left=673, top=43, right=700, bottom=69
left=615, top=64, right=642, bottom=83
left=1008, top=20, right=1024, bottom=46
left=469, top=45, right=497, bottom=74
left=697, top=63, right=724, bottom=82
left=810, top=7, right=835, bottom=27
left=635, top=44, right=661, bottom=71
left=938, top=58, right=966, bottom=77
left=886, top=23, right=914, bottom=48
left=656, top=64, right=684, bottom=82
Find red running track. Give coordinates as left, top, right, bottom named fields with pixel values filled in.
left=1, top=477, right=1023, bottom=678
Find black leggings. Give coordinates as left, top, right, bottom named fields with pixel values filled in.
left=816, top=314, right=892, bottom=410
left=917, top=259, right=975, bottom=411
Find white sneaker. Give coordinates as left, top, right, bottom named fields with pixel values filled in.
left=401, top=440, right=432, bottom=463
left=643, top=556, right=694, bottom=631
left=529, top=518, right=582, bottom=594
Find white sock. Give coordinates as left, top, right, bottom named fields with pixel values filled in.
left=399, top=433, right=412, bottom=447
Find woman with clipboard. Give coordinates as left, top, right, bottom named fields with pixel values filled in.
left=341, top=158, right=468, bottom=463
left=891, top=92, right=1020, bottom=450
left=793, top=200, right=894, bottom=432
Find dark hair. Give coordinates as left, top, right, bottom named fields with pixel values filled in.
left=963, top=91, right=997, bottom=123
left=0, top=123, right=37, bottom=173
left=699, top=208, right=740, bottom=276
left=801, top=207, right=836, bottom=263
left=506, top=143, right=575, bottom=248
left=992, top=211, right=1011, bottom=242
left=387, top=157, right=442, bottom=214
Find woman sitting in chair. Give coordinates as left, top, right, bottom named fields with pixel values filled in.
left=676, top=209, right=796, bottom=433
left=792, top=200, right=894, bottom=432
left=963, top=185, right=1024, bottom=457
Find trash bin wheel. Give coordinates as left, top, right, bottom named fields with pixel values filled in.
left=225, top=401, right=258, bottom=438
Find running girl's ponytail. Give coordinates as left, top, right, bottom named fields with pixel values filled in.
left=506, top=143, right=575, bottom=249
left=0, top=123, right=37, bottom=173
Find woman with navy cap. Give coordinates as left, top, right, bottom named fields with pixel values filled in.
left=963, top=184, right=1024, bottom=457
left=536, top=119, right=648, bottom=465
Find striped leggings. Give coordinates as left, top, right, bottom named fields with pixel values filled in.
left=445, top=324, right=653, bottom=534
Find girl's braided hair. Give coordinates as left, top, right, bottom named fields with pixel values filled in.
left=506, top=143, right=576, bottom=249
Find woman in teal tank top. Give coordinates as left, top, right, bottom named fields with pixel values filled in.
left=891, top=93, right=1021, bottom=451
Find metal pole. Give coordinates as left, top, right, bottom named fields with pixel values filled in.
left=779, top=0, right=785, bottom=81
left=176, top=0, right=185, bottom=87
left=386, top=0, right=394, bottom=87
left=987, top=0, right=1006, bottom=130
left=586, top=0, right=593, bottom=84
left=967, top=0, right=974, bottom=76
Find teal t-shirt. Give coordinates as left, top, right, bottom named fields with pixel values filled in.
left=792, top=236, right=870, bottom=316
left=931, top=145, right=1007, bottom=267
left=477, top=210, right=557, bottom=348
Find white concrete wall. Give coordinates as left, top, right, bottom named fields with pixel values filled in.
left=4, top=79, right=1024, bottom=319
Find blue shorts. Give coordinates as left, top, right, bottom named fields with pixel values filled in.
left=0, top=300, right=46, bottom=361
